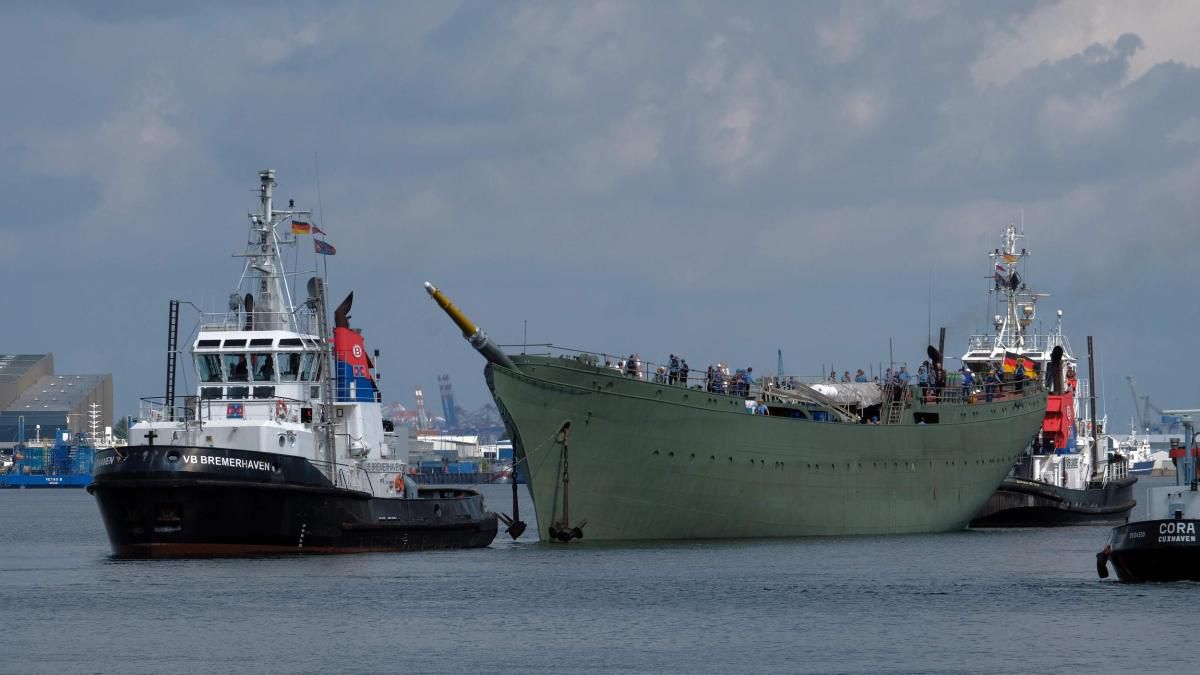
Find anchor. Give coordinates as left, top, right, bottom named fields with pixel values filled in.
left=496, top=457, right=527, bottom=540
left=547, top=422, right=586, bottom=543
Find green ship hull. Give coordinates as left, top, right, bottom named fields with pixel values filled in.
left=488, top=355, right=1047, bottom=542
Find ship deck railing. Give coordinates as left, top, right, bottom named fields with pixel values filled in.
left=508, top=344, right=1043, bottom=408
left=198, top=309, right=320, bottom=334
left=137, top=395, right=313, bottom=426
left=503, top=343, right=834, bottom=396
left=964, top=333, right=1073, bottom=355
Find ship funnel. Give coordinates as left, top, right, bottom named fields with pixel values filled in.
left=1048, top=345, right=1063, bottom=394
left=424, top=282, right=517, bottom=370
left=334, top=292, right=353, bottom=329
left=926, top=345, right=942, bottom=370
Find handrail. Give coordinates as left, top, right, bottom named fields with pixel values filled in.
left=964, top=333, right=1074, bottom=354
left=509, top=344, right=1044, bottom=420
left=505, top=343, right=829, bottom=395
left=137, top=395, right=314, bottom=425
left=196, top=309, right=321, bottom=334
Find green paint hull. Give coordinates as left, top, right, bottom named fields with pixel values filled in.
left=488, top=355, right=1047, bottom=542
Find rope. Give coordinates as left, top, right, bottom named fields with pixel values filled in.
left=459, top=430, right=561, bottom=489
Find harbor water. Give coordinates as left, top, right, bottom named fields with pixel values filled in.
left=0, top=479, right=1190, bottom=674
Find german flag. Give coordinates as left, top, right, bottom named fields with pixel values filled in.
left=1002, top=352, right=1018, bottom=374
left=291, top=220, right=312, bottom=235
left=1020, top=357, right=1037, bottom=379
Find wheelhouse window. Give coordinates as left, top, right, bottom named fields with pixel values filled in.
left=197, top=354, right=224, bottom=383
left=250, top=353, right=274, bottom=382
left=299, top=353, right=323, bottom=382
left=224, top=354, right=249, bottom=382
left=279, top=353, right=302, bottom=381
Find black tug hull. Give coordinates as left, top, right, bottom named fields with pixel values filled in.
left=1104, top=519, right=1200, bottom=582
left=89, top=445, right=497, bottom=558
left=969, top=475, right=1137, bottom=528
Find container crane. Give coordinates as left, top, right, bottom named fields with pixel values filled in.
left=437, top=374, right=459, bottom=433
left=1126, top=376, right=1146, bottom=430
left=414, top=387, right=433, bottom=431
left=1127, top=375, right=1180, bottom=433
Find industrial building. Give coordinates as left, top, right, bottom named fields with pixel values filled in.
left=0, top=354, right=112, bottom=448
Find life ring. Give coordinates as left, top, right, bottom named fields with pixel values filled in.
left=275, top=399, right=288, bottom=420
left=393, top=474, right=405, bottom=495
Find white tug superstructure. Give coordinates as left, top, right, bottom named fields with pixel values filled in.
left=128, top=170, right=401, bottom=496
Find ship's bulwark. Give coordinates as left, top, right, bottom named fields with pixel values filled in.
left=488, top=356, right=1048, bottom=541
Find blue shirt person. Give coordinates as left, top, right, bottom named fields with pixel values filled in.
left=985, top=369, right=1001, bottom=402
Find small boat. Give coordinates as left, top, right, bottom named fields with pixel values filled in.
left=1117, top=424, right=1172, bottom=476
left=1, top=428, right=94, bottom=488
left=88, top=169, right=497, bottom=557
left=2, top=406, right=120, bottom=489
left=1098, top=415, right=1200, bottom=582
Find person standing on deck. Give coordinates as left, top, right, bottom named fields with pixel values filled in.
left=668, top=354, right=679, bottom=385
left=679, top=359, right=690, bottom=388
left=897, top=365, right=911, bottom=401
left=985, top=368, right=1000, bottom=402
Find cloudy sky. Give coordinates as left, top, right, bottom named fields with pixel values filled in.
left=2, top=0, right=1198, bottom=430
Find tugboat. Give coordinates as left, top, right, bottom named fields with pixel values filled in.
left=89, top=169, right=497, bottom=557
left=1098, top=410, right=1200, bottom=582
left=966, top=224, right=1136, bottom=527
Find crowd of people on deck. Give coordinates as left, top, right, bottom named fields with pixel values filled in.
left=596, top=346, right=1039, bottom=418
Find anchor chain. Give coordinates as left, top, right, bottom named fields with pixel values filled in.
left=547, top=422, right=585, bottom=542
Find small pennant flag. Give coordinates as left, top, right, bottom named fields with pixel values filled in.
left=291, top=221, right=312, bottom=235
left=312, top=224, right=325, bottom=236
left=314, top=239, right=336, bottom=256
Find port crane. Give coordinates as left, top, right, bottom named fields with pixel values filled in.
left=437, top=374, right=459, bottom=432
left=1127, top=376, right=1178, bottom=433
left=414, top=387, right=434, bottom=432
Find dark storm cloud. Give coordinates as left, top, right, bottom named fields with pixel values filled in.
left=0, top=1, right=1196, bottom=423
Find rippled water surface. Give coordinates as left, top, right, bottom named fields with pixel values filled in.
left=0, top=479, right=1192, bottom=674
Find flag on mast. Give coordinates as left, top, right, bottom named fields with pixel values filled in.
left=291, top=220, right=312, bottom=235
left=314, top=239, right=336, bottom=256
